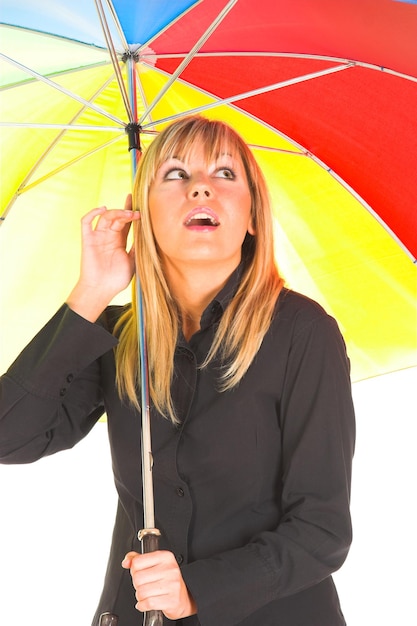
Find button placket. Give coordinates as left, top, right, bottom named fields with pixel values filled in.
left=60, top=373, right=74, bottom=397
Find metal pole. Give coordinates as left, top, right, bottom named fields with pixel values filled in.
left=92, top=3, right=162, bottom=622
left=126, top=52, right=164, bottom=626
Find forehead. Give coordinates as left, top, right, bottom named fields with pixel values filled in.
left=158, top=129, right=243, bottom=163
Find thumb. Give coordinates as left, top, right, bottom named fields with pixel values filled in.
left=121, top=551, right=139, bottom=569
left=124, top=193, right=133, bottom=211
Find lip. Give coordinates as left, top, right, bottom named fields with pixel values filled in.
left=183, top=206, right=220, bottom=227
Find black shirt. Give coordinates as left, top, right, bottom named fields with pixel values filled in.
left=0, top=274, right=355, bottom=626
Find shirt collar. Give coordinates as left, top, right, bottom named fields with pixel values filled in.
left=199, top=263, right=243, bottom=331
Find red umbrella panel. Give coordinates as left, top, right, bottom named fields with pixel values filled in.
left=142, top=0, right=417, bottom=259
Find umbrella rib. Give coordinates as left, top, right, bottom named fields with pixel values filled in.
left=102, top=0, right=129, bottom=51
left=0, top=52, right=126, bottom=126
left=310, top=158, right=417, bottom=263
left=17, top=134, right=125, bottom=196
left=0, top=22, right=109, bottom=52
left=0, top=122, right=124, bottom=131
left=0, top=73, right=125, bottom=226
left=94, top=0, right=133, bottom=122
left=141, top=62, right=353, bottom=129
left=152, top=51, right=417, bottom=83
left=136, top=71, right=154, bottom=126
left=0, top=61, right=114, bottom=93
left=138, top=0, right=238, bottom=125
left=138, top=1, right=204, bottom=49
left=0, top=132, right=125, bottom=227
left=248, top=144, right=304, bottom=156
left=7, top=74, right=121, bottom=204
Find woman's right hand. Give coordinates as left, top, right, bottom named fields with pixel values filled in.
left=66, top=195, right=141, bottom=321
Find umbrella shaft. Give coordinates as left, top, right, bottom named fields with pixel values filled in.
left=141, top=404, right=156, bottom=528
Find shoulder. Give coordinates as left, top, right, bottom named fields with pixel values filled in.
left=269, top=289, right=351, bottom=379
left=276, top=287, right=329, bottom=321
left=273, top=288, right=343, bottom=341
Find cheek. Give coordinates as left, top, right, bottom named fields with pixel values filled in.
left=148, top=195, right=170, bottom=240
left=150, top=220, right=172, bottom=253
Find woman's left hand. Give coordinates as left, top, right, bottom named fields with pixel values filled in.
left=122, top=550, right=197, bottom=619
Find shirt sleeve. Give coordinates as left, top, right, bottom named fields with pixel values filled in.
left=181, top=312, right=355, bottom=625
left=0, top=304, right=118, bottom=464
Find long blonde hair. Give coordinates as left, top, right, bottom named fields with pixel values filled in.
left=114, top=116, right=284, bottom=422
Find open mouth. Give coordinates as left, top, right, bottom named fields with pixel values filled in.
left=184, top=209, right=220, bottom=228
left=185, top=215, right=220, bottom=227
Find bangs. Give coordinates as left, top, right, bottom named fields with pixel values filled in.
left=150, top=118, right=246, bottom=176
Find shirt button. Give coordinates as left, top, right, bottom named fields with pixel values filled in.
left=176, top=554, right=184, bottom=565
left=176, top=487, right=185, bottom=497
left=59, top=388, right=67, bottom=396
left=66, top=374, right=74, bottom=383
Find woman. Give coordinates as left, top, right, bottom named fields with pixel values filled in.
left=0, top=116, right=355, bottom=625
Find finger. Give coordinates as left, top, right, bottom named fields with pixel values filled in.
left=125, top=191, right=141, bottom=214
left=81, top=206, right=107, bottom=230
left=94, top=209, right=139, bottom=233
left=122, top=550, right=162, bottom=570
left=135, top=584, right=167, bottom=612
left=129, top=550, right=173, bottom=574
left=134, top=576, right=190, bottom=618
left=122, top=549, right=160, bottom=570
left=130, top=554, right=181, bottom=596
left=135, top=594, right=165, bottom=613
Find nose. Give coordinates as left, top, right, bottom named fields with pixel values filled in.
left=192, top=188, right=210, bottom=197
left=188, top=174, right=212, bottom=199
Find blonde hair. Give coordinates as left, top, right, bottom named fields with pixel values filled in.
left=114, top=116, right=284, bottom=422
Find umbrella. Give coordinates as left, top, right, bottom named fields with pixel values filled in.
left=1, top=0, right=416, bottom=383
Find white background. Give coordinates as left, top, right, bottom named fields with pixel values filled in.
left=0, top=367, right=415, bottom=625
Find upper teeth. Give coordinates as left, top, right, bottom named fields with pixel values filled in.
left=186, top=212, right=219, bottom=225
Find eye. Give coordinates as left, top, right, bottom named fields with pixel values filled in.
left=215, top=167, right=235, bottom=179
left=164, top=168, right=188, bottom=180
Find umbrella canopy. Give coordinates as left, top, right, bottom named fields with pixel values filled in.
left=1, top=0, right=416, bottom=382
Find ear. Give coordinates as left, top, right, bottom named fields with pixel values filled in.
left=247, top=217, right=256, bottom=236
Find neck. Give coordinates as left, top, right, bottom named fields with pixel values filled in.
left=163, top=260, right=237, bottom=340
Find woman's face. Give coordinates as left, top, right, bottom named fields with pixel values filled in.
left=148, top=140, right=254, bottom=276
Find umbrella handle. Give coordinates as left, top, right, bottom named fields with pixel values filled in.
left=139, top=529, right=164, bottom=626
left=99, top=612, right=119, bottom=626
left=98, top=529, right=163, bottom=626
